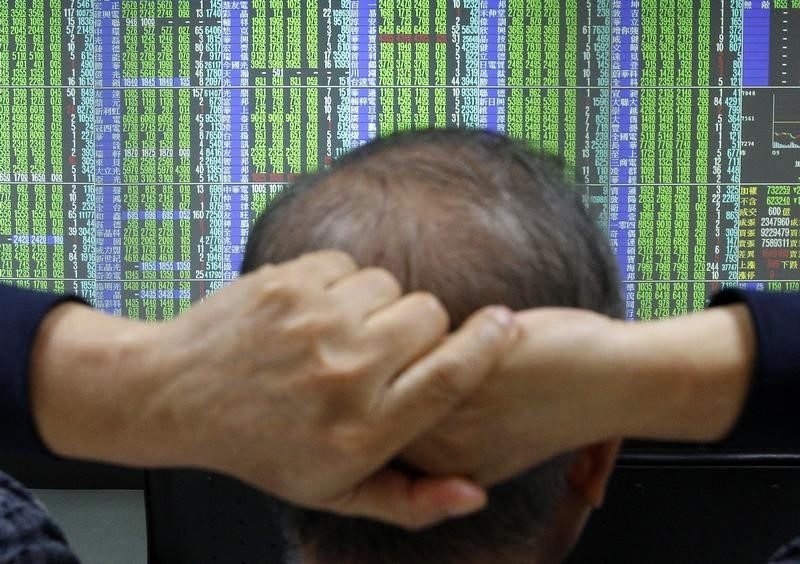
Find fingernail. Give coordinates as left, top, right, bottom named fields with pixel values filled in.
left=487, top=306, right=513, bottom=328
left=482, top=307, right=515, bottom=341
left=446, top=483, right=487, bottom=517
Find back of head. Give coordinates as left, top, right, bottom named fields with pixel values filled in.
left=241, top=128, right=624, bottom=564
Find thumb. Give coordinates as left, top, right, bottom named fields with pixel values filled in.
left=321, top=468, right=487, bottom=529
left=379, top=306, right=518, bottom=448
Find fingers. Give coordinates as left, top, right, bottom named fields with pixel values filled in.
left=379, top=306, right=518, bottom=447
left=272, top=250, right=359, bottom=288
left=364, top=292, right=451, bottom=378
left=327, top=267, right=403, bottom=319
left=324, top=468, right=487, bottom=529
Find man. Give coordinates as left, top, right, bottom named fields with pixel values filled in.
left=3, top=243, right=516, bottom=532
left=0, top=470, right=77, bottom=563
left=240, top=128, right=623, bottom=563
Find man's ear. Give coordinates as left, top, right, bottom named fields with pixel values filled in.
left=566, top=439, right=621, bottom=508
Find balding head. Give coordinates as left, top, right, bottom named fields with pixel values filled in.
left=242, top=128, right=623, bottom=564
left=242, top=128, right=622, bottom=326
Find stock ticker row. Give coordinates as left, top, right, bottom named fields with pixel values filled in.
left=1, top=0, right=800, bottom=320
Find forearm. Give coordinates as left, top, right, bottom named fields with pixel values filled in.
left=23, top=254, right=516, bottom=528
left=404, top=304, right=756, bottom=486
left=615, top=303, right=755, bottom=442
left=28, top=302, right=172, bottom=466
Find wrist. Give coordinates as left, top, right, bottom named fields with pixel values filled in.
left=29, top=303, right=172, bottom=466
left=617, top=305, right=754, bottom=442
left=607, top=319, right=681, bottom=440
left=586, top=317, right=650, bottom=442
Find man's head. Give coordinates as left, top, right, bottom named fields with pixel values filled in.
left=242, top=128, right=623, bottom=563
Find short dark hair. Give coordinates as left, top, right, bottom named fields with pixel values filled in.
left=242, top=128, right=624, bottom=564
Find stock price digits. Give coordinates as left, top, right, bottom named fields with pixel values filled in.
left=0, top=0, right=798, bottom=320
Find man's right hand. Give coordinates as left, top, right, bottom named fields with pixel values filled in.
left=403, top=304, right=755, bottom=486
left=31, top=251, right=518, bottom=528
left=402, top=308, right=628, bottom=485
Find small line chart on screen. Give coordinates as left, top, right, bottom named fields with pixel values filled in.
left=772, top=93, right=800, bottom=149
left=773, top=7, right=800, bottom=86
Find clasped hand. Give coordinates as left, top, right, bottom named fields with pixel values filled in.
left=140, top=251, right=518, bottom=528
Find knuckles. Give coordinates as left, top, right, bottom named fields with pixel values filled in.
left=415, top=291, right=447, bottom=317
left=312, top=354, right=363, bottom=384
left=255, top=278, right=309, bottom=314
left=306, top=346, right=375, bottom=393
left=254, top=281, right=342, bottom=337
left=328, top=424, right=377, bottom=459
left=287, top=311, right=341, bottom=340
left=361, top=267, right=403, bottom=297
left=422, top=354, right=467, bottom=401
left=302, top=249, right=358, bottom=271
left=412, top=292, right=450, bottom=332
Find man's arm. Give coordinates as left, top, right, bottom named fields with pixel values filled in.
left=17, top=251, right=519, bottom=528
left=404, top=303, right=755, bottom=485
left=606, top=302, right=754, bottom=442
left=0, top=285, right=86, bottom=455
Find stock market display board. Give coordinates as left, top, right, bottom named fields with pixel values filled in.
left=0, top=0, right=799, bottom=320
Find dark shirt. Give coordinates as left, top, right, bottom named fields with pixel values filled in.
left=2, top=286, right=800, bottom=563
left=0, top=470, right=79, bottom=563
left=710, top=288, right=800, bottom=449
left=6, top=285, right=799, bottom=454
left=0, top=285, right=84, bottom=455
left=710, top=289, right=800, bottom=564
left=770, top=536, right=800, bottom=564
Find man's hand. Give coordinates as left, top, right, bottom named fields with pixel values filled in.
left=30, top=251, right=517, bottom=528
left=402, top=308, right=625, bottom=485
left=403, top=305, right=754, bottom=486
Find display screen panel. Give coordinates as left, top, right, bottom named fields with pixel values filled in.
left=0, top=0, right=799, bottom=320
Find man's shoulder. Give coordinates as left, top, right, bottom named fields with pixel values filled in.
left=768, top=536, right=800, bottom=564
left=0, top=470, right=79, bottom=563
